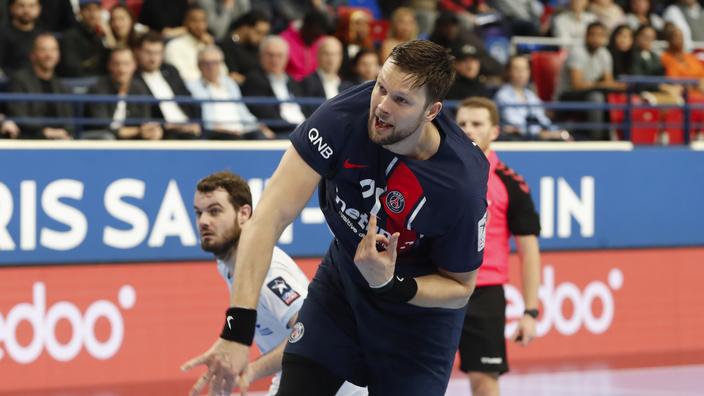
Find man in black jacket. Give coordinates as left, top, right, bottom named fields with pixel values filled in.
left=445, top=44, right=491, bottom=101
left=84, top=47, right=162, bottom=139
left=57, top=0, right=109, bottom=77
left=218, top=10, right=271, bottom=85
left=0, top=0, right=44, bottom=76
left=7, top=33, right=74, bottom=139
left=133, top=31, right=201, bottom=139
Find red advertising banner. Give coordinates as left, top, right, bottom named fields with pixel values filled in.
left=0, top=262, right=231, bottom=394
left=501, top=247, right=704, bottom=370
left=1, top=248, right=703, bottom=394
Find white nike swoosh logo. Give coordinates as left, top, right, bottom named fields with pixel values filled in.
left=227, top=315, right=234, bottom=329
left=396, top=276, right=404, bottom=282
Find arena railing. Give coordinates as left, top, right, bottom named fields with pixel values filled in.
left=509, top=36, right=704, bottom=55
left=1, top=87, right=702, bottom=143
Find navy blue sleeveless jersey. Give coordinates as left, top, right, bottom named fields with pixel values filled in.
left=286, top=81, right=489, bottom=394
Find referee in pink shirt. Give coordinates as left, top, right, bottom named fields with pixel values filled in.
left=455, top=97, right=542, bottom=396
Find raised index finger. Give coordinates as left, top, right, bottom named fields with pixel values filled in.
left=366, top=214, right=378, bottom=243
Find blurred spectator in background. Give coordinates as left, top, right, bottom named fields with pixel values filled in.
left=301, top=36, right=352, bottom=114
left=138, top=0, right=191, bottom=39
left=242, top=35, right=305, bottom=136
left=252, top=0, right=326, bottom=33
left=198, top=0, right=250, bottom=40
left=631, top=24, right=683, bottom=104
left=187, top=45, right=275, bottom=140
left=664, top=0, right=704, bottom=51
left=281, top=9, right=330, bottom=81
left=632, top=25, right=665, bottom=76
left=133, top=32, right=202, bottom=139
left=165, top=5, right=215, bottom=82
left=624, top=0, right=664, bottom=34
left=552, top=0, right=597, bottom=42
left=408, top=0, right=437, bottom=37
left=438, top=0, right=492, bottom=32
left=379, top=7, right=418, bottom=61
left=494, top=55, right=570, bottom=141
left=608, top=24, right=634, bottom=79
left=0, top=113, right=20, bottom=139
left=428, top=12, right=503, bottom=79
left=106, top=4, right=143, bottom=49
left=556, top=21, right=624, bottom=140
left=350, top=47, right=380, bottom=84
left=58, top=0, right=110, bottom=77
left=218, top=10, right=270, bottom=85
left=0, top=0, right=43, bottom=77
left=589, top=0, right=625, bottom=33
left=7, top=33, right=74, bottom=139
left=492, top=0, right=543, bottom=36
left=0, top=0, right=8, bottom=27
left=335, top=7, right=374, bottom=80
left=660, top=25, right=704, bottom=100
left=38, top=0, right=75, bottom=33
left=84, top=47, right=161, bottom=140
left=446, top=43, right=491, bottom=100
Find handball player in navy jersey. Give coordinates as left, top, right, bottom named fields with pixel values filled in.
left=182, top=40, right=489, bottom=396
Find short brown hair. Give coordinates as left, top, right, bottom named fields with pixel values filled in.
left=388, top=40, right=456, bottom=104
left=135, top=30, right=163, bottom=49
left=458, top=97, right=499, bottom=126
left=196, top=171, right=252, bottom=210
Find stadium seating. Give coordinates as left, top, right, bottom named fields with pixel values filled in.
left=531, top=50, right=567, bottom=101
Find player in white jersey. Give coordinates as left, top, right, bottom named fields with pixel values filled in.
left=188, top=170, right=366, bottom=396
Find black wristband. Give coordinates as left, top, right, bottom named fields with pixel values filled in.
left=371, top=276, right=418, bottom=303
left=524, top=308, right=539, bottom=319
left=220, top=307, right=257, bottom=345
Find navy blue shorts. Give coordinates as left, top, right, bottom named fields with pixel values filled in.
left=284, top=241, right=464, bottom=395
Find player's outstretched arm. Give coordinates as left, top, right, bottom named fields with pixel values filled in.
left=181, top=146, right=321, bottom=395
left=230, top=146, right=321, bottom=308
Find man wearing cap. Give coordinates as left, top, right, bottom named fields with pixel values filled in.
left=446, top=43, right=491, bottom=100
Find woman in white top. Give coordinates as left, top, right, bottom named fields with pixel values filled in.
left=494, top=55, right=571, bottom=141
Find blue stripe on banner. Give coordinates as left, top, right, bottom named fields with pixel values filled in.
left=0, top=142, right=702, bottom=265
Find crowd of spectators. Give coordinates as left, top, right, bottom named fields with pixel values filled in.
left=0, top=0, right=703, bottom=141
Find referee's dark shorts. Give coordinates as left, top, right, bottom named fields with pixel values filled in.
left=458, top=285, right=509, bottom=374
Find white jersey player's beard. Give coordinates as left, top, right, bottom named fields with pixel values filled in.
left=201, top=234, right=240, bottom=258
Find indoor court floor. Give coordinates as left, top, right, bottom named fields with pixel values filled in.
left=8, top=363, right=704, bottom=395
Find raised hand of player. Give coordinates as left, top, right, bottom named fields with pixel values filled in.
left=511, top=315, right=537, bottom=347
left=180, top=337, right=250, bottom=396
left=354, top=214, right=400, bottom=288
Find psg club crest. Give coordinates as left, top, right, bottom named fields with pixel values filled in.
left=288, top=322, right=305, bottom=343
left=385, top=190, right=405, bottom=214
